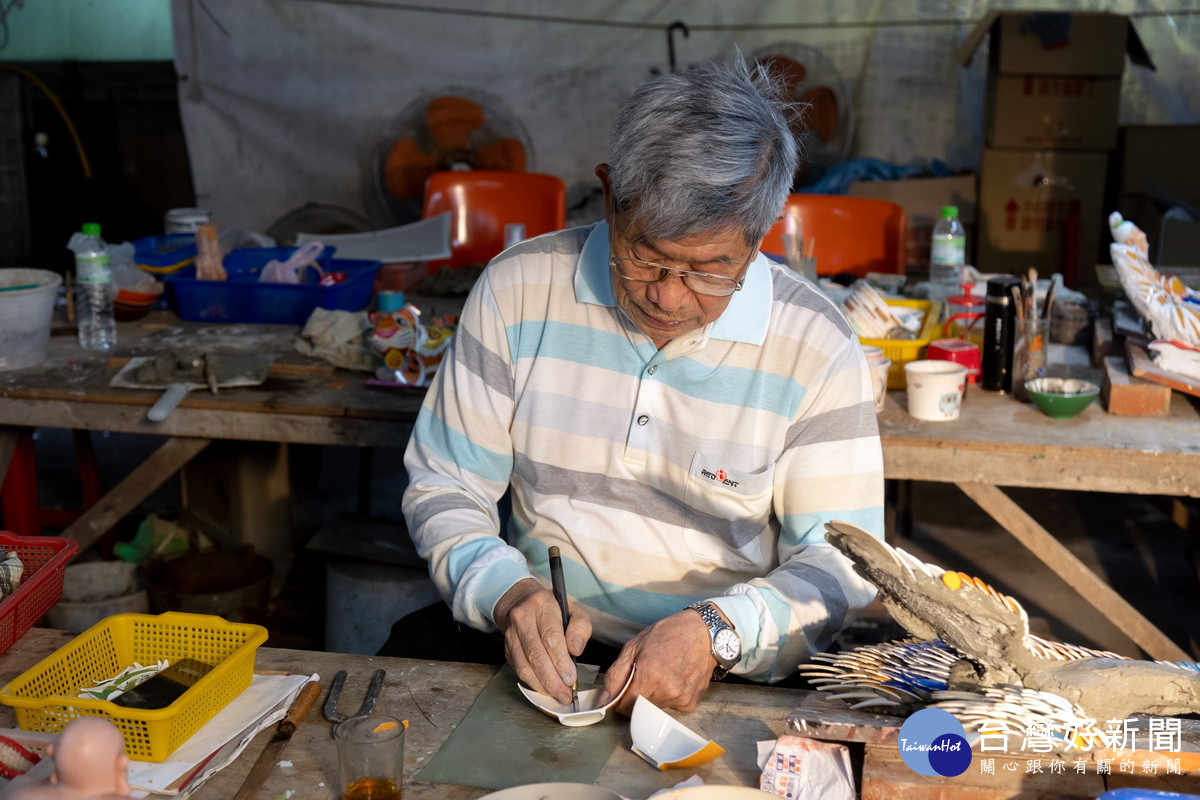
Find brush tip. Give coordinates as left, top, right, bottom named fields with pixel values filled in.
left=549, top=546, right=560, bottom=558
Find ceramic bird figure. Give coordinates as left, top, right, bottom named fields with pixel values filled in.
left=1108, top=212, right=1200, bottom=347
left=805, top=521, right=1200, bottom=736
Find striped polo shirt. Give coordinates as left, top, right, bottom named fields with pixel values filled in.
left=403, top=220, right=884, bottom=681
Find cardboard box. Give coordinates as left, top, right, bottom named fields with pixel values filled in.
left=848, top=174, right=978, bottom=272
left=1117, top=125, right=1200, bottom=204
left=956, top=11, right=1154, bottom=77
left=1159, top=219, right=1200, bottom=268
left=1124, top=194, right=1200, bottom=268
left=988, top=75, right=1122, bottom=150
left=976, top=148, right=1108, bottom=281
left=957, top=11, right=1155, bottom=151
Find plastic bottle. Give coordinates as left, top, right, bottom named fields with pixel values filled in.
left=70, top=222, right=116, bottom=350
left=929, top=205, right=966, bottom=311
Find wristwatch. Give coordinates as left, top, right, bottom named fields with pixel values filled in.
left=687, top=600, right=741, bottom=680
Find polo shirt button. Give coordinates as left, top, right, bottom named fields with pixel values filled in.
left=647, top=365, right=658, bottom=375
left=637, top=414, right=649, bottom=426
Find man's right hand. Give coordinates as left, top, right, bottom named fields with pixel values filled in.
left=493, top=578, right=592, bottom=706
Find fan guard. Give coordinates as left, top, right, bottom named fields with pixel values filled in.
left=750, top=43, right=855, bottom=187
left=369, top=86, right=536, bottom=225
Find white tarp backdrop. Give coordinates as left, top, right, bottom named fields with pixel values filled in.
left=172, top=0, right=1200, bottom=235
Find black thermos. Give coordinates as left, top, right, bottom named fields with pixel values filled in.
left=982, top=275, right=1021, bottom=392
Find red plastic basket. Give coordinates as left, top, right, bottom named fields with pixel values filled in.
left=0, top=533, right=78, bottom=656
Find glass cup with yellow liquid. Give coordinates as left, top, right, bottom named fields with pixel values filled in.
left=335, top=714, right=404, bottom=800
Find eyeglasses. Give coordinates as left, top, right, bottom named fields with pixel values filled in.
left=610, top=256, right=745, bottom=297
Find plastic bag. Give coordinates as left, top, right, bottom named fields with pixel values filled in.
left=260, top=241, right=325, bottom=284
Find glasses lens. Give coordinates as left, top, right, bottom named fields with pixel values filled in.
left=613, top=258, right=738, bottom=296
left=683, top=274, right=737, bottom=296
left=615, top=258, right=660, bottom=282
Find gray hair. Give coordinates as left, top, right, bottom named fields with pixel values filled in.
left=606, top=56, right=800, bottom=246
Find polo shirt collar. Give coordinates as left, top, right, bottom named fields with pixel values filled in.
left=574, top=220, right=772, bottom=346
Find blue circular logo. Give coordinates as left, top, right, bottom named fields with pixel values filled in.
left=897, top=708, right=972, bottom=777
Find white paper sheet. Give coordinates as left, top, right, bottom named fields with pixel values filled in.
left=127, top=673, right=315, bottom=797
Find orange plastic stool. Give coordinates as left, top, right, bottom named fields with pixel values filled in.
left=0, top=429, right=101, bottom=537
left=422, top=170, right=567, bottom=271
left=759, top=193, right=907, bottom=278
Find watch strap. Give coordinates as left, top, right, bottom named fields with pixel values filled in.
left=687, top=600, right=739, bottom=680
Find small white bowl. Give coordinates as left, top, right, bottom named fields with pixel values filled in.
left=651, top=788, right=778, bottom=799
left=518, top=666, right=635, bottom=727
left=629, top=695, right=725, bottom=770
left=479, top=783, right=623, bottom=800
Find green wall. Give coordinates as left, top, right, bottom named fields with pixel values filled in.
left=2, top=0, right=173, bottom=61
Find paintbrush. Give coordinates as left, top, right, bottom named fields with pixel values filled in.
left=1042, top=278, right=1057, bottom=322
left=1011, top=284, right=1025, bottom=327
left=548, top=546, right=579, bottom=712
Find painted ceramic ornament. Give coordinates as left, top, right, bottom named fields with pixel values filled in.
left=1109, top=212, right=1200, bottom=347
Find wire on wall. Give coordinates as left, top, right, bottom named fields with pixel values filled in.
left=0, top=64, right=93, bottom=179
left=287, top=0, right=1200, bottom=31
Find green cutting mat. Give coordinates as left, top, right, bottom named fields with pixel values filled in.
left=417, top=664, right=623, bottom=790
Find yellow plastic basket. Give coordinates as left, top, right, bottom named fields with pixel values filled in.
left=858, top=299, right=942, bottom=390
left=0, top=612, right=267, bottom=762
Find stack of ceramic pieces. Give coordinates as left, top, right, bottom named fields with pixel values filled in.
left=931, top=686, right=1100, bottom=751
left=801, top=639, right=956, bottom=711
left=842, top=281, right=904, bottom=339
left=1023, top=636, right=1124, bottom=662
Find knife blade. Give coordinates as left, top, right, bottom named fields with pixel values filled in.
left=233, top=679, right=322, bottom=800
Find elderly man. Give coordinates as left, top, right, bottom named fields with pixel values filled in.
left=399, top=57, right=883, bottom=714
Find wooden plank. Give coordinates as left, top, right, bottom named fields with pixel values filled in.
left=0, top=398, right=414, bottom=448
left=883, top=439, right=1200, bottom=498
left=955, top=480, right=1190, bottom=662
left=62, top=437, right=212, bottom=552
left=1128, top=342, right=1200, bottom=398
left=1104, top=355, right=1173, bottom=416
left=862, top=742, right=1105, bottom=799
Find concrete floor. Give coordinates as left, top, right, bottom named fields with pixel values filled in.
left=23, top=430, right=1200, bottom=660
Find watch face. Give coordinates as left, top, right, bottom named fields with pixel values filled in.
left=713, top=628, right=740, bottom=662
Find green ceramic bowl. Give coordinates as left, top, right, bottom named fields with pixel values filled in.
left=1024, top=378, right=1100, bottom=419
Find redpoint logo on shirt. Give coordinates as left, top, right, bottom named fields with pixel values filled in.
left=700, top=467, right=739, bottom=488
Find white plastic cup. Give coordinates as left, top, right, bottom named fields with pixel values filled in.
left=904, top=359, right=967, bottom=421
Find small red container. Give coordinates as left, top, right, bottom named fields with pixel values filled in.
left=0, top=532, right=78, bottom=655
left=928, top=338, right=982, bottom=384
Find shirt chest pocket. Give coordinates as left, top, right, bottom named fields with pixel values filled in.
left=682, top=451, right=774, bottom=566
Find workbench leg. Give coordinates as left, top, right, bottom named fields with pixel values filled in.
left=884, top=478, right=913, bottom=542
left=0, top=427, right=39, bottom=537
left=62, top=437, right=213, bottom=553
left=955, top=480, right=1190, bottom=662
left=0, top=426, right=17, bottom=486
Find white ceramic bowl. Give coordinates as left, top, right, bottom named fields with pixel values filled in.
left=478, top=783, right=623, bottom=799
left=629, top=695, right=724, bottom=770
left=651, top=788, right=778, bottom=799
left=517, top=666, right=634, bottom=727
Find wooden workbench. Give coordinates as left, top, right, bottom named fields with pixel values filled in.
left=0, top=628, right=799, bottom=799
left=0, top=314, right=421, bottom=554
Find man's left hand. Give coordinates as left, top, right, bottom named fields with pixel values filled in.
left=597, top=609, right=715, bottom=715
